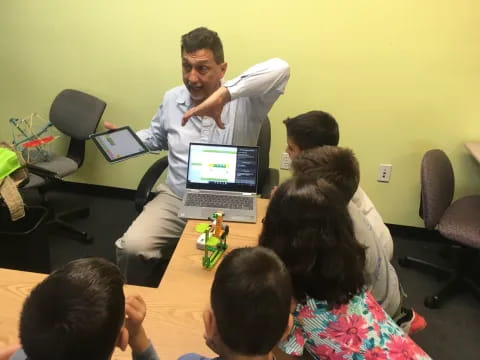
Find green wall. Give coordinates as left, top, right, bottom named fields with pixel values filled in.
left=1, top=0, right=479, bottom=227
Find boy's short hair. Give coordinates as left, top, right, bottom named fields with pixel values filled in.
left=20, top=258, right=125, bottom=360
left=181, top=27, right=224, bottom=64
left=283, top=110, right=339, bottom=149
left=291, top=146, right=360, bottom=202
left=211, top=247, right=292, bottom=356
left=259, top=177, right=366, bottom=307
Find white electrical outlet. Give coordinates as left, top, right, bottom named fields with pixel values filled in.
left=280, top=152, right=291, bottom=170
left=377, top=164, right=392, bottom=182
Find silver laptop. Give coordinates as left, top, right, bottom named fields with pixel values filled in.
left=178, top=143, right=259, bottom=223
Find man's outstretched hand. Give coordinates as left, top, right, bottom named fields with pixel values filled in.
left=182, top=87, right=231, bottom=129
left=103, top=121, right=118, bottom=130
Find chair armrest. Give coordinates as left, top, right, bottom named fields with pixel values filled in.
left=259, top=168, right=279, bottom=199
left=134, top=156, right=169, bottom=212
left=27, top=164, right=59, bottom=179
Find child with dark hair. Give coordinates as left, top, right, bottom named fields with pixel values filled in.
left=283, top=110, right=393, bottom=260
left=283, top=112, right=426, bottom=335
left=182, top=246, right=294, bottom=360
left=292, top=146, right=403, bottom=315
left=7, top=249, right=293, bottom=360
left=10, top=257, right=158, bottom=360
left=259, top=177, right=431, bottom=360
left=291, top=146, right=425, bottom=334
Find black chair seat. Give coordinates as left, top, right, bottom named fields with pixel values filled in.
left=22, top=173, right=46, bottom=189
left=33, top=155, right=78, bottom=178
left=439, top=195, right=480, bottom=249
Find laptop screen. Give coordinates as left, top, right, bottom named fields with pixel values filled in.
left=186, top=143, right=259, bottom=193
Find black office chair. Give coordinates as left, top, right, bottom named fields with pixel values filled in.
left=28, top=89, right=107, bottom=242
left=0, top=162, right=50, bottom=272
left=398, top=149, right=480, bottom=308
left=134, top=118, right=279, bottom=212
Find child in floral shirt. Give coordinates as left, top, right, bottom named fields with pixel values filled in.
left=282, top=112, right=426, bottom=335
left=259, top=176, right=431, bottom=360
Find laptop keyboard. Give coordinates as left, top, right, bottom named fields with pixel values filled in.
left=185, top=193, right=254, bottom=210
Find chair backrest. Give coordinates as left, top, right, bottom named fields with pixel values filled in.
left=420, top=149, right=455, bottom=229
left=50, top=89, right=107, bottom=167
left=256, top=118, right=271, bottom=190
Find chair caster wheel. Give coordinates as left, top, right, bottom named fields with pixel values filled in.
left=424, top=295, right=440, bottom=309
left=79, top=233, right=93, bottom=243
left=398, top=257, right=411, bottom=268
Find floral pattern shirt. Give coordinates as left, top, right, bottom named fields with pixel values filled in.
left=279, top=291, right=431, bottom=360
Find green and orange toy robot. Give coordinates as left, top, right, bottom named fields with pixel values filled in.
left=195, top=212, right=229, bottom=269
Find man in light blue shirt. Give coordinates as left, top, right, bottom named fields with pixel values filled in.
left=105, top=27, right=290, bottom=286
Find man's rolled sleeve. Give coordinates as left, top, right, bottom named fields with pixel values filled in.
left=224, top=58, right=290, bottom=103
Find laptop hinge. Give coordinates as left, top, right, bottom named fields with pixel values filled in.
left=187, top=189, right=254, bottom=196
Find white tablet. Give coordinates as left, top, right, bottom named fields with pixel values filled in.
left=90, top=126, right=149, bottom=163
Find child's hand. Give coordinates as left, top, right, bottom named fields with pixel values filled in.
left=125, top=295, right=149, bottom=354
left=126, top=295, right=146, bottom=335
left=0, top=344, right=20, bottom=360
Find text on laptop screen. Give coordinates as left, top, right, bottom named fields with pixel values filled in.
left=186, top=143, right=258, bottom=193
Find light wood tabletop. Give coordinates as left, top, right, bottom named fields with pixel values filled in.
left=0, top=198, right=269, bottom=360
left=465, top=142, right=480, bottom=163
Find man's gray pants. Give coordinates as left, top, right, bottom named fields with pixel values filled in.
left=115, top=184, right=187, bottom=286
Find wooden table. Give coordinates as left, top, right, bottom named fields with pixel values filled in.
left=465, top=142, right=480, bottom=163
left=0, top=199, right=269, bottom=359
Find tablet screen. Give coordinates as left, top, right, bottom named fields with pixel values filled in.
left=91, top=126, right=148, bottom=163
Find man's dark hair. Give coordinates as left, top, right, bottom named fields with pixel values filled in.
left=283, top=110, right=339, bottom=149
left=181, top=27, right=224, bottom=64
left=20, top=258, right=125, bottom=360
left=211, top=247, right=292, bottom=356
left=259, top=177, right=365, bottom=307
left=292, top=146, right=360, bottom=202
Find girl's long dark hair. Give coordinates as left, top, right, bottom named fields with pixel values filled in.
left=259, top=177, right=366, bottom=307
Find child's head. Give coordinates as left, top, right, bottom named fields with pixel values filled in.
left=204, top=247, right=293, bottom=357
left=291, top=145, right=360, bottom=203
left=259, top=176, right=365, bottom=307
left=20, top=258, right=127, bottom=360
left=283, top=110, right=339, bottom=158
